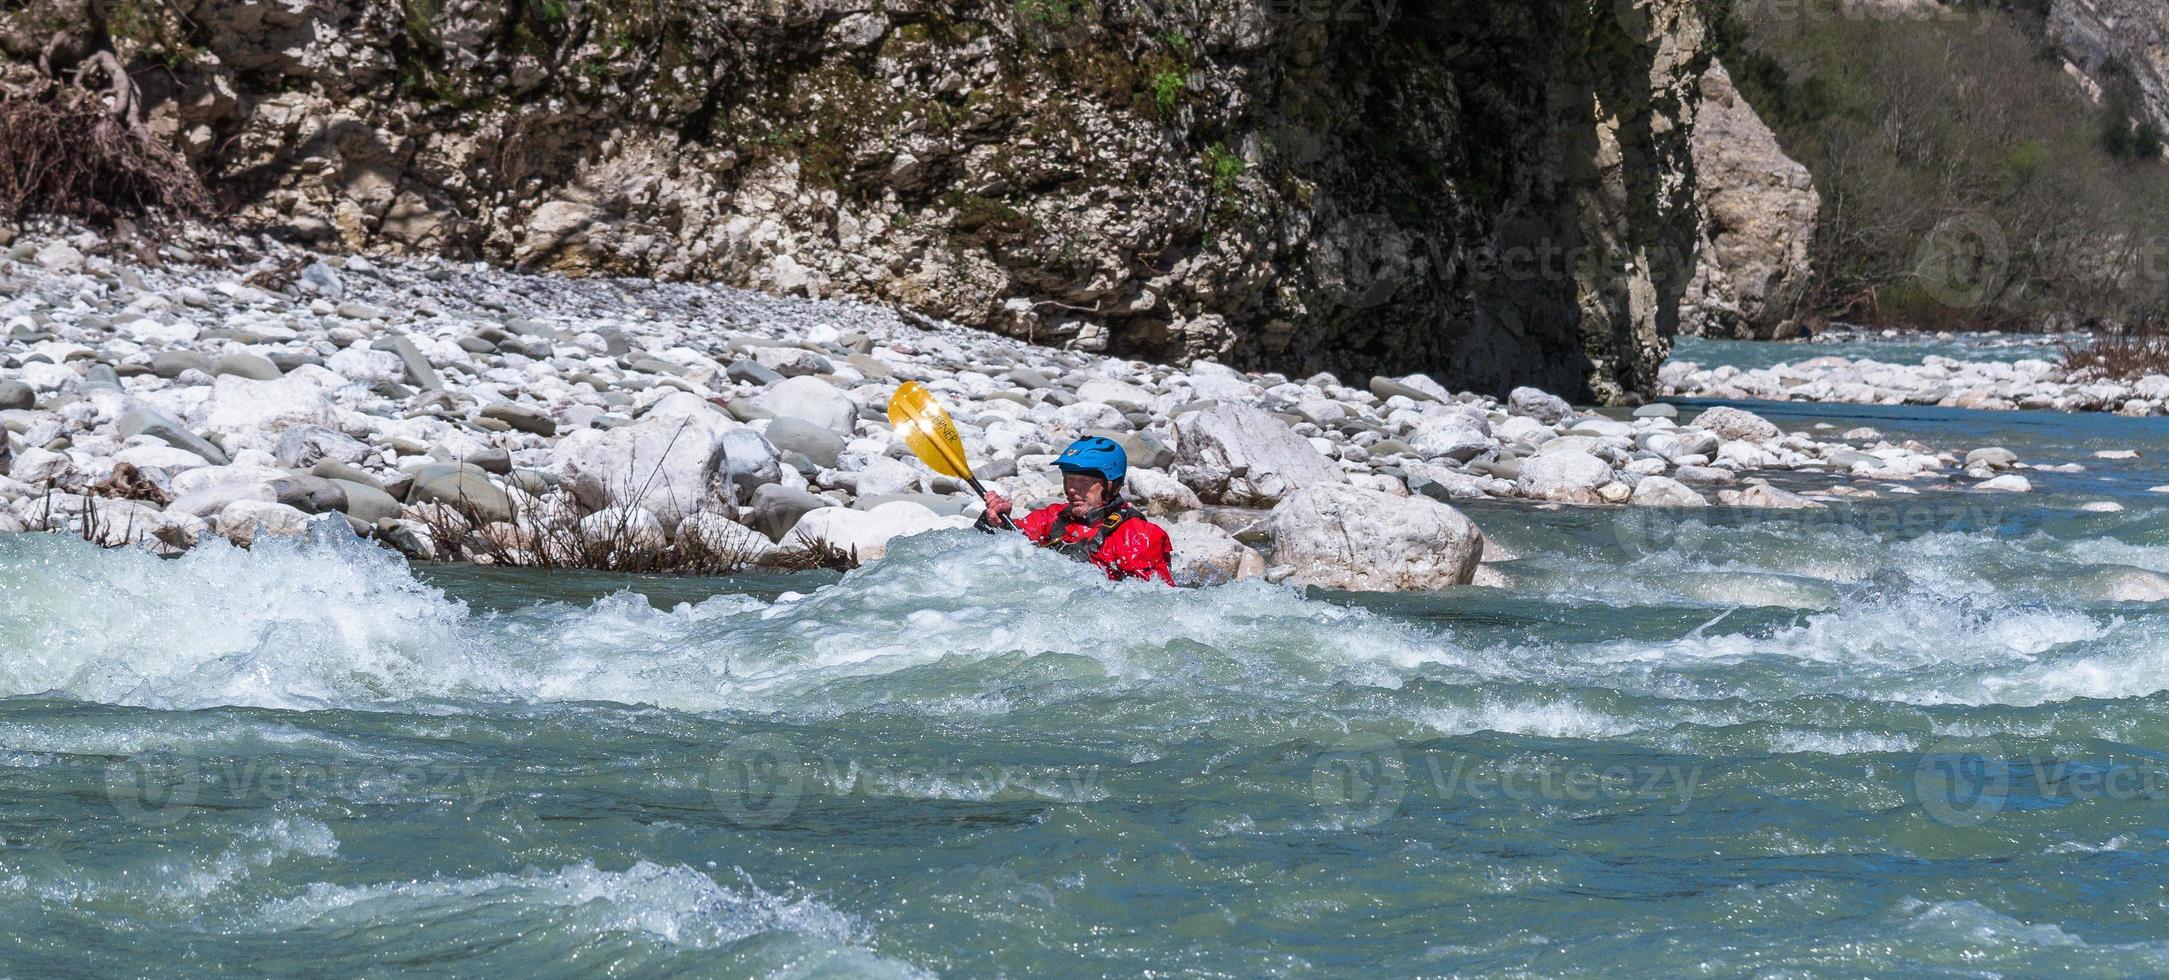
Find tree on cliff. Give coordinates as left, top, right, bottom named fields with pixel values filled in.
left=1711, top=0, right=2169, bottom=331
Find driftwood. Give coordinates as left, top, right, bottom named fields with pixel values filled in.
left=69, top=50, right=140, bottom=128
left=0, top=41, right=208, bottom=225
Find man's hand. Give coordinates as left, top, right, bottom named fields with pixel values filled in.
left=981, top=490, right=1013, bottom=525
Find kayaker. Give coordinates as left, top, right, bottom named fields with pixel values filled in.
left=978, top=436, right=1175, bottom=585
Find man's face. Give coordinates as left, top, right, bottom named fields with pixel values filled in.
left=1061, top=472, right=1109, bottom=517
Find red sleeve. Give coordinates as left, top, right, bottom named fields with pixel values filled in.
left=1017, top=503, right=1065, bottom=544
left=1101, top=519, right=1175, bottom=585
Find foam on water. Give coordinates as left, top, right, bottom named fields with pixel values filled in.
left=239, top=861, right=933, bottom=976
left=0, top=526, right=480, bottom=710
left=0, top=529, right=1471, bottom=716
left=1416, top=698, right=1645, bottom=739
left=251, top=861, right=861, bottom=949
left=14, top=510, right=2169, bottom=729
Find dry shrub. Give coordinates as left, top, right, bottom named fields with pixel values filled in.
left=26, top=484, right=164, bottom=551
left=410, top=490, right=790, bottom=575
left=397, top=421, right=868, bottom=575
left=0, top=87, right=210, bottom=226
left=2058, top=327, right=2169, bottom=381
left=764, top=528, right=859, bottom=572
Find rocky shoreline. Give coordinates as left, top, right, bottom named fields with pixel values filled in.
left=0, top=225, right=2052, bottom=591
left=1662, top=338, right=2169, bottom=415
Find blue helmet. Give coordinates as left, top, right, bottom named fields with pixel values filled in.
left=1055, top=436, right=1127, bottom=482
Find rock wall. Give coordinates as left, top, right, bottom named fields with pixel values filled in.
left=2, top=0, right=1711, bottom=402
left=1681, top=60, right=1819, bottom=339
left=2051, top=0, right=2169, bottom=140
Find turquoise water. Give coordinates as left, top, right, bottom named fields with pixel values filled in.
left=9, top=340, right=2169, bottom=974
left=1673, top=331, right=2069, bottom=370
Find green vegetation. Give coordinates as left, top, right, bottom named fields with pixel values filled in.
left=1151, top=70, right=1186, bottom=115
left=1709, top=0, right=2169, bottom=328
left=1014, top=0, right=1086, bottom=28
left=941, top=190, right=1035, bottom=239
left=1012, top=0, right=1089, bottom=49
left=2103, top=119, right=2166, bottom=161
left=1202, top=143, right=1243, bottom=195
left=103, top=0, right=202, bottom=69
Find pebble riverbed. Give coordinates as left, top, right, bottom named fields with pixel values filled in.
left=0, top=225, right=2070, bottom=590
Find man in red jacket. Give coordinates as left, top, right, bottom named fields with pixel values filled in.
left=979, top=436, right=1175, bottom=585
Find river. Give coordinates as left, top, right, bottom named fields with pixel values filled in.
left=5, top=336, right=2169, bottom=976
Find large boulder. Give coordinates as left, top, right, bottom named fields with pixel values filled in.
left=1628, top=475, right=1709, bottom=507
left=1407, top=413, right=1495, bottom=462
left=200, top=375, right=340, bottom=454
left=330, top=479, right=402, bottom=523
left=1076, top=378, right=1156, bottom=413
left=783, top=500, right=973, bottom=563
left=1267, top=484, right=1486, bottom=591
left=216, top=500, right=313, bottom=546
left=716, top=428, right=782, bottom=501
left=1721, top=484, right=1825, bottom=509
left=408, top=470, right=515, bottom=523
left=119, top=405, right=229, bottom=465
left=1515, top=449, right=1615, bottom=502
left=849, top=456, right=922, bottom=498
left=555, top=399, right=738, bottom=525
left=753, top=376, right=856, bottom=434
left=9, top=446, right=73, bottom=484
left=1687, top=405, right=1780, bottom=442
left=1165, top=521, right=1266, bottom=587
left=271, top=474, right=348, bottom=514
left=1082, top=428, right=1175, bottom=470
left=1125, top=467, right=1203, bottom=516
left=1170, top=403, right=1347, bottom=507
left=762, top=417, right=847, bottom=469
left=168, top=472, right=280, bottom=518
left=0, top=381, right=34, bottom=411
left=748, top=484, right=833, bottom=542
left=274, top=424, right=368, bottom=469
left=482, top=402, right=556, bottom=436
left=1507, top=387, right=1573, bottom=424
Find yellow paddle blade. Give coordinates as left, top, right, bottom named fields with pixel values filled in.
left=887, top=381, right=975, bottom=481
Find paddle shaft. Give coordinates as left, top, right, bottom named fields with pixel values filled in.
left=965, top=473, right=1019, bottom=531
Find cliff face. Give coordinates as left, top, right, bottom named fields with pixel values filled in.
left=1681, top=61, right=1819, bottom=340
left=3, top=0, right=1709, bottom=401
left=2052, top=0, right=2169, bottom=138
